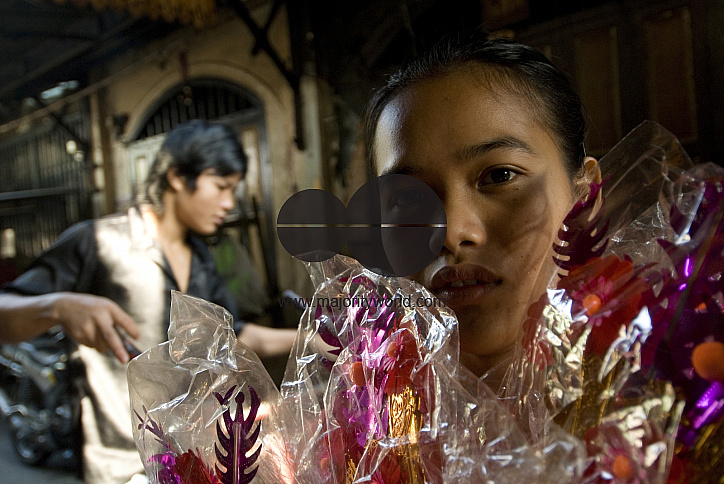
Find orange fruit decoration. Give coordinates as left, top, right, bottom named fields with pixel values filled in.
left=582, top=294, right=603, bottom=316
left=349, top=361, right=367, bottom=387
left=691, top=341, right=724, bottom=381
left=612, top=454, right=635, bottom=481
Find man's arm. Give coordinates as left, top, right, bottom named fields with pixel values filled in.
left=237, top=323, right=297, bottom=358
left=0, top=291, right=140, bottom=363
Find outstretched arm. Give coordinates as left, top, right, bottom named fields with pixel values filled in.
left=0, top=291, right=140, bottom=363
left=237, top=323, right=297, bottom=359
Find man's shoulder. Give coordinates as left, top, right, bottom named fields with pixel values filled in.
left=60, top=211, right=130, bottom=238
left=91, top=210, right=142, bottom=256
left=52, top=211, right=136, bottom=257
left=92, top=210, right=132, bottom=230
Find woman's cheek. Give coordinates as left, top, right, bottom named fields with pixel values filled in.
left=497, top=189, right=564, bottom=294
left=497, top=188, right=557, bottom=251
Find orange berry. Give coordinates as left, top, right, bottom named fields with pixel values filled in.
left=386, top=341, right=398, bottom=357
left=691, top=341, right=724, bottom=381
left=582, top=294, right=603, bottom=316
left=349, top=361, right=366, bottom=387
left=612, top=454, right=635, bottom=480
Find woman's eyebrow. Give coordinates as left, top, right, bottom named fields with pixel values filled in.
left=458, top=136, right=535, bottom=160
left=380, top=164, right=422, bottom=176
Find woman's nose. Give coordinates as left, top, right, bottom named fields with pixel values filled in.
left=442, top=196, right=486, bottom=254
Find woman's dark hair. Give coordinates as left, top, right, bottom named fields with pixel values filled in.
left=142, top=120, right=247, bottom=213
left=364, top=33, right=587, bottom=177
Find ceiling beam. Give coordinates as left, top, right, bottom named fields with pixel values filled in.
left=0, top=30, right=99, bottom=41
left=227, top=0, right=308, bottom=150
left=0, top=13, right=138, bottom=100
left=251, top=0, right=284, bottom=56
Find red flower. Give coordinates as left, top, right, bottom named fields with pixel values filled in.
left=666, top=455, right=691, bottom=484
left=316, top=426, right=346, bottom=480
left=558, top=255, right=649, bottom=357
left=173, top=449, right=221, bottom=484
left=370, top=452, right=403, bottom=484
left=585, top=424, right=646, bottom=483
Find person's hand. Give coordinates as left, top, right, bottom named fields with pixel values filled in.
left=51, top=292, right=140, bottom=363
left=237, top=323, right=297, bottom=358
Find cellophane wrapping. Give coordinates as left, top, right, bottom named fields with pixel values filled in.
left=128, top=121, right=724, bottom=483
left=505, top=120, right=724, bottom=483
left=277, top=256, right=585, bottom=483
left=127, top=292, right=292, bottom=484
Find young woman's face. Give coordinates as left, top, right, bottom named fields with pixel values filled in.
left=175, top=169, right=242, bottom=236
left=374, top=69, right=576, bottom=374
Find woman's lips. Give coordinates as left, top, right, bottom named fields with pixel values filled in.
left=429, top=264, right=502, bottom=308
left=434, top=281, right=500, bottom=307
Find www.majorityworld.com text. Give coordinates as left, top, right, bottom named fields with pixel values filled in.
left=279, top=294, right=447, bottom=309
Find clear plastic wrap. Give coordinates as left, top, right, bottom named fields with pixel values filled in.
left=128, top=259, right=585, bottom=483
left=507, top=121, right=724, bottom=483
left=128, top=121, right=724, bottom=483
left=127, top=292, right=292, bottom=484
left=277, top=257, right=585, bottom=484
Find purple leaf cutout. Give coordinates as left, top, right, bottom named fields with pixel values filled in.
left=213, top=386, right=261, bottom=484
left=554, top=180, right=610, bottom=272
left=135, top=407, right=174, bottom=452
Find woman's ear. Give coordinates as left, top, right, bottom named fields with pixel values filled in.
left=573, top=156, right=601, bottom=199
left=584, top=156, right=602, bottom=184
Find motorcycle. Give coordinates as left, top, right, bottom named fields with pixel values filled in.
left=0, top=327, right=83, bottom=467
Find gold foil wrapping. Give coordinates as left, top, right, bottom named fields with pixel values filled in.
left=388, top=386, right=422, bottom=441
left=345, top=385, right=426, bottom=483
left=687, top=417, right=724, bottom=484
left=542, top=302, right=587, bottom=413
left=388, top=386, right=425, bottom=484
left=554, top=355, right=617, bottom=439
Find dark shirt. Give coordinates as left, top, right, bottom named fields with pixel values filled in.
left=1, top=206, right=242, bottom=484
left=4, top=206, right=240, bottom=342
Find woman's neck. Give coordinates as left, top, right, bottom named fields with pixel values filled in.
left=460, top=347, right=515, bottom=392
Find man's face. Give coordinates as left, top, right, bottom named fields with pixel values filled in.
left=375, top=70, right=575, bottom=374
left=175, top=169, right=242, bottom=236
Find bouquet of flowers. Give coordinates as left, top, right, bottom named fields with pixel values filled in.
left=127, top=121, right=723, bottom=483
left=127, top=293, right=292, bottom=484
left=275, top=256, right=584, bottom=483
left=508, top=121, right=724, bottom=483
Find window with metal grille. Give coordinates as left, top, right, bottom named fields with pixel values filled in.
left=0, top=111, right=92, bottom=262
left=132, top=79, right=262, bottom=141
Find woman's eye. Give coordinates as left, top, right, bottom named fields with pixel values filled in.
left=390, top=189, right=422, bottom=209
left=480, top=168, right=518, bottom=185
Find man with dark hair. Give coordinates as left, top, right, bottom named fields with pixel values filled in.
left=0, top=120, right=296, bottom=484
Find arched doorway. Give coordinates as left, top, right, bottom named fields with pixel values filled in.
left=126, top=78, right=279, bottom=318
